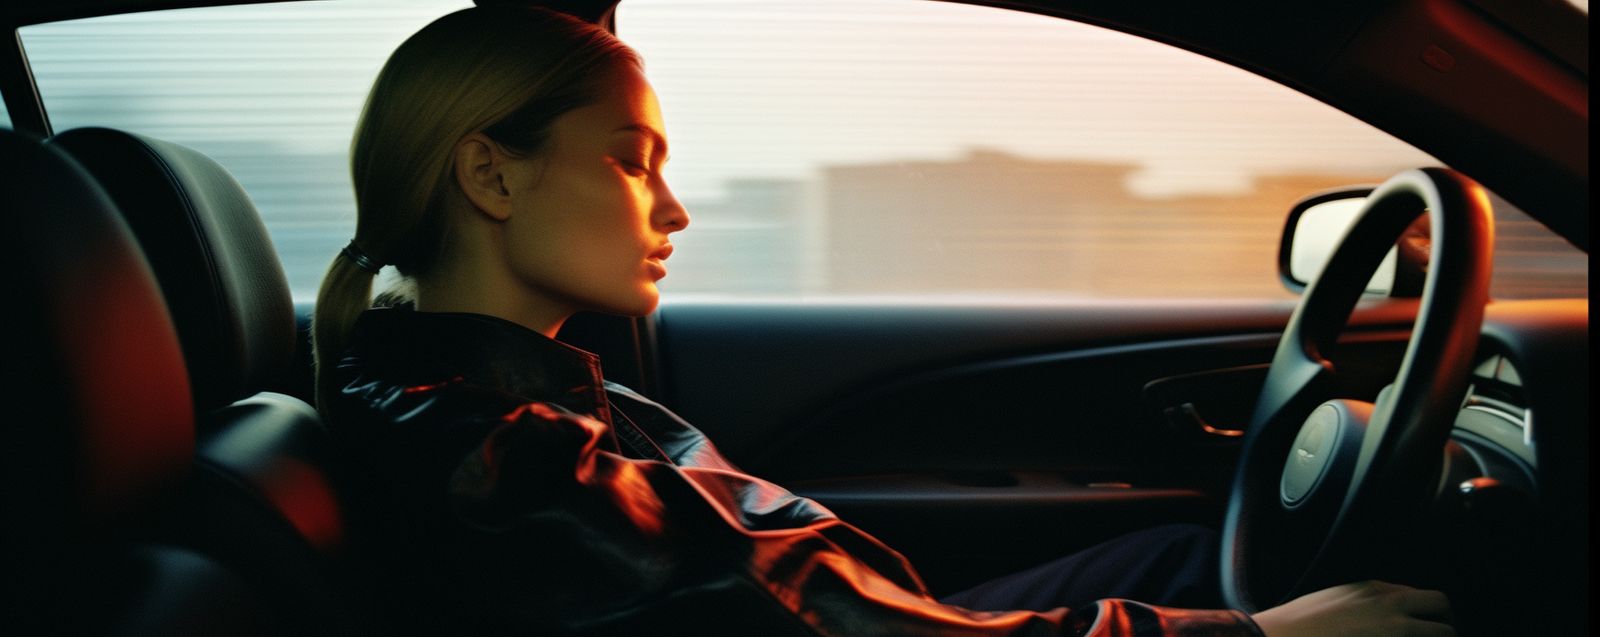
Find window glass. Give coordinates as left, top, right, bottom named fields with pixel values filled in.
left=617, top=0, right=1586, bottom=300
left=20, top=0, right=469, bottom=301
left=18, top=0, right=1585, bottom=301
left=0, top=94, right=10, bottom=128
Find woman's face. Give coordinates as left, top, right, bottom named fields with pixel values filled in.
left=500, top=64, right=688, bottom=319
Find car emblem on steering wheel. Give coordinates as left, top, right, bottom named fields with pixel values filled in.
left=1281, top=404, right=1341, bottom=507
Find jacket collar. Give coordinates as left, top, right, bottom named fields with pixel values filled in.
left=347, top=307, right=612, bottom=425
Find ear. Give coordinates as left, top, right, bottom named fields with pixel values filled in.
left=453, top=132, right=514, bottom=222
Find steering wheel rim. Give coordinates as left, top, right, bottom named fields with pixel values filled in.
left=1220, top=168, right=1495, bottom=612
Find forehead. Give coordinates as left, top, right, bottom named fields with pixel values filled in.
left=556, top=64, right=663, bottom=138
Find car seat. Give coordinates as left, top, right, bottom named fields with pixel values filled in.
left=0, top=128, right=269, bottom=634
left=49, top=127, right=362, bottom=634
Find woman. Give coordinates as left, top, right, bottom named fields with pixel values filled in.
left=315, top=6, right=1453, bottom=636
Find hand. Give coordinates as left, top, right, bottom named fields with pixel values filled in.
left=1250, top=580, right=1453, bottom=637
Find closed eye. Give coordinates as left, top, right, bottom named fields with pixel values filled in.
left=616, top=158, right=651, bottom=177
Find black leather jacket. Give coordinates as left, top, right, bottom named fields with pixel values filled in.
left=328, top=307, right=1262, bottom=636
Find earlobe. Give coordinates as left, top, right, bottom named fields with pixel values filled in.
left=454, top=133, right=514, bottom=222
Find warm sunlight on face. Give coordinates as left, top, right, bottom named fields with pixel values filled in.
left=501, top=64, right=689, bottom=319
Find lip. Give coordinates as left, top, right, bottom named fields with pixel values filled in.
left=645, top=258, right=667, bottom=281
left=645, top=243, right=672, bottom=281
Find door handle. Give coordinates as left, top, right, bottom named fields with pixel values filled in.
left=1163, top=402, right=1245, bottom=439
left=1144, top=364, right=1264, bottom=446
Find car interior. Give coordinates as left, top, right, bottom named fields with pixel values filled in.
left=1, top=0, right=1587, bottom=635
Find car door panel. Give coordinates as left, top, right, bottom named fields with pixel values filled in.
left=656, top=299, right=1416, bottom=474
left=653, top=299, right=1416, bottom=591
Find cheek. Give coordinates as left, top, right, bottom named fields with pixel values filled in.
left=559, top=190, right=643, bottom=266
left=511, top=172, right=648, bottom=290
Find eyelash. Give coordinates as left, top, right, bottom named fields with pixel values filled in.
left=619, top=158, right=652, bottom=177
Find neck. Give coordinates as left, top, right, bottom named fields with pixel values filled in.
left=411, top=199, right=574, bottom=339
left=413, top=253, right=571, bottom=340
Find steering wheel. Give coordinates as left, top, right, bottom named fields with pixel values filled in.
left=1220, top=168, right=1495, bottom=612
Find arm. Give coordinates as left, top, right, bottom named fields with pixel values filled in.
left=445, top=401, right=1263, bottom=636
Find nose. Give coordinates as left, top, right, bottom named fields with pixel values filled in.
left=653, top=178, right=690, bottom=233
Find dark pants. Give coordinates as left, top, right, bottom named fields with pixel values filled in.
left=939, top=524, right=1223, bottom=612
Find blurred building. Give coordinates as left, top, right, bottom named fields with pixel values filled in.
left=654, top=149, right=1586, bottom=299
left=821, top=150, right=1396, bottom=297
left=822, top=150, right=1141, bottom=294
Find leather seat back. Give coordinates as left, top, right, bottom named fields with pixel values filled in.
left=49, top=127, right=295, bottom=412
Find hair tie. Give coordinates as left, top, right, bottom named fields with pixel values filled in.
left=341, top=240, right=383, bottom=274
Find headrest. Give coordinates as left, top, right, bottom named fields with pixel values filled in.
left=0, top=129, right=194, bottom=526
left=50, top=128, right=296, bottom=412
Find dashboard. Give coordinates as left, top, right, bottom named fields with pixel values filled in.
left=1449, top=354, right=1537, bottom=494
left=1424, top=299, right=1587, bottom=635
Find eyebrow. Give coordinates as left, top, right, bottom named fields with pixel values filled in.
left=613, top=124, right=669, bottom=162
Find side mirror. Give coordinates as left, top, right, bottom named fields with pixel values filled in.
left=1279, top=188, right=1429, bottom=297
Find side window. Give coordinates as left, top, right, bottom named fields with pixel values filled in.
left=20, top=0, right=470, bottom=301
left=1, top=95, right=10, bottom=129
left=17, top=0, right=1585, bottom=302
left=1488, top=195, right=1588, bottom=298
left=617, top=0, right=1586, bottom=300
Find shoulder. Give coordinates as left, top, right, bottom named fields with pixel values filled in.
left=335, top=368, right=615, bottom=473
left=330, top=368, right=560, bottom=456
left=337, top=370, right=515, bottom=424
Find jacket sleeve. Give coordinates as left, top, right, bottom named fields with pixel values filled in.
left=443, top=400, right=1263, bottom=636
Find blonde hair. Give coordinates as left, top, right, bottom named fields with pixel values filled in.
left=313, top=6, right=640, bottom=415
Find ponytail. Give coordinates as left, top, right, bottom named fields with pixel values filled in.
left=312, top=251, right=377, bottom=417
